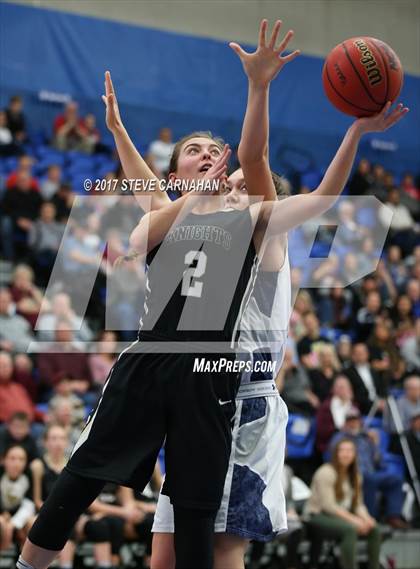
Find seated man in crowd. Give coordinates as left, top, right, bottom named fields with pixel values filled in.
left=346, top=343, right=387, bottom=415
left=329, top=407, right=408, bottom=529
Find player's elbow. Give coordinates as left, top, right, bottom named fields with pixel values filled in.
left=238, top=143, right=268, bottom=166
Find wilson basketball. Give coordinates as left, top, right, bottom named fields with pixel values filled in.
left=322, top=37, right=403, bottom=117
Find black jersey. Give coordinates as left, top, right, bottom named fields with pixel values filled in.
left=138, top=208, right=258, bottom=344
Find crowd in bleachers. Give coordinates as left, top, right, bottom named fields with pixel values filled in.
left=0, top=94, right=419, bottom=567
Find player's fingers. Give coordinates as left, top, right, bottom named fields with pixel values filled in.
left=386, top=105, right=409, bottom=127
left=276, top=30, right=294, bottom=54
left=101, top=95, right=107, bottom=106
left=229, top=42, right=248, bottom=60
left=105, top=71, right=113, bottom=96
left=379, top=100, right=392, bottom=117
left=258, top=19, right=268, bottom=47
left=282, top=49, right=301, bottom=63
left=268, top=20, right=282, bottom=49
left=106, top=70, right=116, bottom=96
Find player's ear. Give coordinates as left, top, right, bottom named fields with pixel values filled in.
left=168, top=172, right=177, bottom=183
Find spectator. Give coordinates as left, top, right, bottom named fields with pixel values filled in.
left=387, top=245, right=409, bottom=292
left=28, top=202, right=66, bottom=286
left=45, top=400, right=83, bottom=456
left=37, top=321, right=94, bottom=404
left=89, top=331, right=118, bottom=390
left=99, top=195, right=142, bottom=240
left=297, top=311, right=331, bottom=369
left=316, top=375, right=355, bottom=453
left=401, top=318, right=420, bottom=372
left=5, top=95, right=26, bottom=143
left=305, top=438, right=380, bottom=569
left=53, top=101, right=90, bottom=153
left=30, top=425, right=77, bottom=567
left=406, top=410, right=420, bottom=527
left=40, top=165, right=62, bottom=200
left=48, top=374, right=86, bottom=429
left=108, top=256, right=146, bottom=341
left=5, top=155, right=39, bottom=191
left=276, top=347, right=319, bottom=415
left=0, top=109, right=19, bottom=157
left=147, top=127, right=175, bottom=177
left=368, top=321, right=405, bottom=386
left=9, top=264, right=46, bottom=329
left=346, top=343, right=387, bottom=415
left=401, top=173, right=420, bottom=202
left=0, top=288, right=34, bottom=353
left=379, top=188, right=417, bottom=255
left=13, top=353, right=38, bottom=403
left=83, top=113, right=101, bottom=154
left=370, top=163, right=387, bottom=199
left=321, top=280, right=353, bottom=331
left=336, top=201, right=365, bottom=247
left=51, top=182, right=74, bottom=222
left=384, top=375, right=420, bottom=435
left=0, top=445, right=35, bottom=551
left=0, top=352, right=36, bottom=423
left=0, top=412, right=39, bottom=463
left=336, top=335, right=353, bottom=369
left=36, top=292, right=93, bottom=343
left=309, top=344, right=341, bottom=402
left=347, top=158, right=373, bottom=196
left=392, top=294, right=416, bottom=345
left=356, top=291, right=382, bottom=342
left=406, top=278, right=420, bottom=317
left=0, top=169, right=43, bottom=260
left=329, top=408, right=408, bottom=529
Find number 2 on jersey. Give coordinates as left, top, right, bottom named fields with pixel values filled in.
left=181, top=250, right=207, bottom=298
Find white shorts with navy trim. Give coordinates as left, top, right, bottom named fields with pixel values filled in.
left=152, top=391, right=288, bottom=541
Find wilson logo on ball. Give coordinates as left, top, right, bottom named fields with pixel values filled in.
left=354, top=39, right=382, bottom=86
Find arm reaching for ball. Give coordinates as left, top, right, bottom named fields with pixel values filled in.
left=254, top=101, right=409, bottom=237
left=102, top=71, right=171, bottom=211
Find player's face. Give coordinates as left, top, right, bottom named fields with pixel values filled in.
left=224, top=169, right=249, bottom=210
left=174, top=137, right=222, bottom=181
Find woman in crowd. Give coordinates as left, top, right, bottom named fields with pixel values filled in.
left=305, top=438, right=380, bottom=569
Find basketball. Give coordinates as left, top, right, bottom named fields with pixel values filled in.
left=322, top=37, right=404, bottom=117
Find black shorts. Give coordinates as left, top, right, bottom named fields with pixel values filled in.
left=66, top=342, right=239, bottom=510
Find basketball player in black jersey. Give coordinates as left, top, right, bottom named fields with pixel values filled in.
left=18, top=21, right=408, bottom=569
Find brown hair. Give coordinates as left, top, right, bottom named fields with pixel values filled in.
left=168, top=131, right=225, bottom=175
left=271, top=172, right=290, bottom=198
left=331, top=438, right=361, bottom=512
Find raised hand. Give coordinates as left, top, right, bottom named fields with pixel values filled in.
left=101, top=70, right=123, bottom=133
left=229, top=19, right=300, bottom=88
left=354, top=101, right=409, bottom=135
left=202, top=145, right=231, bottom=183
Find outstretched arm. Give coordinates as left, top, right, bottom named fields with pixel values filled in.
left=230, top=19, right=300, bottom=201
left=255, top=102, right=409, bottom=236
left=102, top=71, right=171, bottom=211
